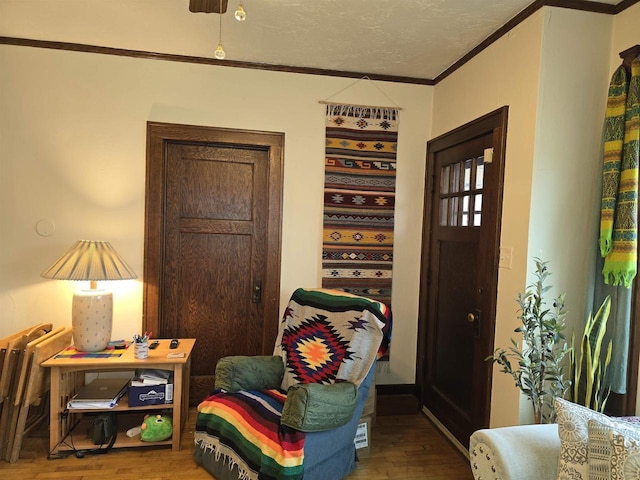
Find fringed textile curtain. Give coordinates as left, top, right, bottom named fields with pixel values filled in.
left=596, top=55, right=640, bottom=393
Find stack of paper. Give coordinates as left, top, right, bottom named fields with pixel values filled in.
left=67, top=377, right=130, bottom=409
left=131, top=369, right=172, bottom=387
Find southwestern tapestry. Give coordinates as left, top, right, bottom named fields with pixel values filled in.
left=321, top=103, right=399, bottom=316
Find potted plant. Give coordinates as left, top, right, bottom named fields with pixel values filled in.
left=487, top=258, right=571, bottom=423
left=570, top=295, right=613, bottom=412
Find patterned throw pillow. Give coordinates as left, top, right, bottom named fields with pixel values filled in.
left=588, top=418, right=617, bottom=480
left=588, top=418, right=640, bottom=480
left=555, top=398, right=611, bottom=480
left=607, top=422, right=640, bottom=479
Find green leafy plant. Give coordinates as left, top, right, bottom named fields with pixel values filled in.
left=487, top=258, right=571, bottom=423
left=570, top=295, right=613, bottom=412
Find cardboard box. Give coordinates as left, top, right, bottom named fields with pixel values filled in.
left=128, top=383, right=174, bottom=407
left=354, top=415, right=372, bottom=457
left=363, top=381, right=376, bottom=422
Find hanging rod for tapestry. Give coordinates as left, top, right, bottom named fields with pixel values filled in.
left=319, top=76, right=403, bottom=111
left=620, top=44, right=640, bottom=75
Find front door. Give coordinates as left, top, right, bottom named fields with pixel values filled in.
left=418, top=107, right=507, bottom=447
left=144, top=122, right=284, bottom=405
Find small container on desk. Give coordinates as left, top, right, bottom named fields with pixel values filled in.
left=134, top=342, right=149, bottom=360
left=133, top=333, right=150, bottom=360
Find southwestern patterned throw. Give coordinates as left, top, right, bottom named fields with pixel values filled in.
left=193, top=288, right=391, bottom=480
left=276, top=288, right=391, bottom=390
left=322, top=103, right=398, bottom=312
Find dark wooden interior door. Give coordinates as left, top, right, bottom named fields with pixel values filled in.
left=418, top=107, right=507, bottom=447
left=144, top=122, right=284, bottom=405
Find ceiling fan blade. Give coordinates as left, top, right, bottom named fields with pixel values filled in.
left=189, top=0, right=228, bottom=14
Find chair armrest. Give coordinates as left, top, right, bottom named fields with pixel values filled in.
left=214, top=355, right=284, bottom=392
left=281, top=382, right=357, bottom=432
left=469, top=424, right=559, bottom=480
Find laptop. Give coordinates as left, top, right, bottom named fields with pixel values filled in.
left=71, top=377, right=129, bottom=402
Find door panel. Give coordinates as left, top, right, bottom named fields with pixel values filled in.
left=418, top=108, right=507, bottom=447
left=434, top=240, right=477, bottom=416
left=144, top=123, right=284, bottom=406
left=177, top=232, right=253, bottom=359
left=178, top=149, right=254, bottom=220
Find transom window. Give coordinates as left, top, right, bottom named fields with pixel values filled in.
left=439, top=155, right=484, bottom=227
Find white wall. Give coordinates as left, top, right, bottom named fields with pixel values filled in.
left=528, top=7, right=613, bottom=420
left=530, top=7, right=612, bottom=315
left=531, top=2, right=640, bottom=418
left=432, top=10, right=545, bottom=427
left=0, top=44, right=432, bottom=385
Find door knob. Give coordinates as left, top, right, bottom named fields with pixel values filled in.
left=468, top=310, right=482, bottom=337
left=252, top=281, right=262, bottom=303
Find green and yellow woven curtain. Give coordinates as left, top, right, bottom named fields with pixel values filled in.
left=321, top=103, right=398, bottom=309
left=600, top=56, right=640, bottom=287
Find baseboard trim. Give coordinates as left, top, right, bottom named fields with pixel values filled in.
left=421, top=406, right=469, bottom=458
left=375, top=384, right=418, bottom=396
left=376, top=384, right=419, bottom=415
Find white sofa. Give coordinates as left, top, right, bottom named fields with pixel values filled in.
left=469, top=424, right=560, bottom=480
left=470, top=398, right=640, bottom=480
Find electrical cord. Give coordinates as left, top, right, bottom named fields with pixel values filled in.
left=47, top=414, right=117, bottom=460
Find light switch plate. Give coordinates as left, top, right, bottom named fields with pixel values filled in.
left=499, top=247, right=513, bottom=268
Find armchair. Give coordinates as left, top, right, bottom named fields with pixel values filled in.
left=193, top=288, right=391, bottom=480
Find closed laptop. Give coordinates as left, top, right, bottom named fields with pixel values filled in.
left=73, top=377, right=129, bottom=402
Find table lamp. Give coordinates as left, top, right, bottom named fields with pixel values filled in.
left=41, top=240, right=137, bottom=352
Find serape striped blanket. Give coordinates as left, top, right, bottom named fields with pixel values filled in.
left=194, top=288, right=391, bottom=480
left=195, top=389, right=305, bottom=480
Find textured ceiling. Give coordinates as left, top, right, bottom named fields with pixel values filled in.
left=0, top=0, right=627, bottom=81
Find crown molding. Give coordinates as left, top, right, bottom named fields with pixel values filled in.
left=1, top=0, right=637, bottom=85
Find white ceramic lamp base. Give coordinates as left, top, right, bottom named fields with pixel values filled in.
left=72, top=289, right=113, bottom=352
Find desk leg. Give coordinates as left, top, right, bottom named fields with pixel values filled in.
left=172, top=364, right=183, bottom=451
left=49, top=366, right=61, bottom=453
left=182, top=356, right=191, bottom=431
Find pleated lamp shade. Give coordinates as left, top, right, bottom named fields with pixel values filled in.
left=41, top=240, right=137, bottom=282
left=41, top=240, right=137, bottom=352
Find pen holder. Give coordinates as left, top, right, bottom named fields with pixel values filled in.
left=134, top=341, right=149, bottom=360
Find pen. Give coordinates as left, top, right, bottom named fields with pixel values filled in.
left=133, top=331, right=154, bottom=344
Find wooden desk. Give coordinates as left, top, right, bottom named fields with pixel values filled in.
left=42, top=338, right=195, bottom=454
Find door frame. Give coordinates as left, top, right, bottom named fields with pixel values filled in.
left=143, top=121, right=285, bottom=351
left=417, top=107, right=508, bottom=433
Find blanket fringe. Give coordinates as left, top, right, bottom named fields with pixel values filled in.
left=195, top=435, right=259, bottom=480
left=325, top=102, right=399, bottom=121
left=376, top=360, right=390, bottom=375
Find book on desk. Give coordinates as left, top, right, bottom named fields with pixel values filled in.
left=131, top=368, right=172, bottom=386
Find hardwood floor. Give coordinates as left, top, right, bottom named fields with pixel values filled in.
left=346, top=414, right=473, bottom=480
left=0, top=410, right=473, bottom=480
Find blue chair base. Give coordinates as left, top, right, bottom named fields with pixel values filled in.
left=194, top=364, right=375, bottom=480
